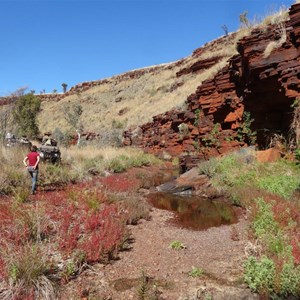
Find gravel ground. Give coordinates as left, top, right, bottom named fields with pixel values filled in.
left=62, top=199, right=256, bottom=300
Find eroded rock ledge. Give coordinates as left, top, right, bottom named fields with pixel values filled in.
left=124, top=4, right=300, bottom=171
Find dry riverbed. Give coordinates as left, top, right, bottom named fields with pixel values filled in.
left=61, top=166, right=258, bottom=300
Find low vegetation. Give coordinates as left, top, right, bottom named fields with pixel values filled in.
left=188, top=267, right=204, bottom=278
left=0, top=145, right=163, bottom=299
left=0, top=184, right=129, bottom=299
left=0, top=145, right=162, bottom=194
left=198, top=150, right=300, bottom=298
left=169, top=240, right=186, bottom=250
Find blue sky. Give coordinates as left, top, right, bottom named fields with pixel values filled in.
left=0, top=0, right=295, bottom=96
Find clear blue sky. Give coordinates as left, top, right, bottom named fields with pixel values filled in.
left=0, top=0, right=295, bottom=96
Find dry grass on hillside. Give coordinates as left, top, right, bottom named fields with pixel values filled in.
left=62, top=145, right=151, bottom=162
left=35, top=7, right=289, bottom=136
left=259, top=5, right=289, bottom=26
left=37, top=31, right=247, bottom=135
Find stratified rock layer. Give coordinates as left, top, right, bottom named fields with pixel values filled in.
left=124, top=4, right=300, bottom=171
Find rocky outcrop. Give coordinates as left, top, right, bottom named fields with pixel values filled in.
left=156, top=167, right=212, bottom=196
left=176, top=56, right=224, bottom=77
left=124, top=4, right=300, bottom=170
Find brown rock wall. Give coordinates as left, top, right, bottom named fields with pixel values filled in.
left=176, top=56, right=224, bottom=77
left=124, top=3, right=300, bottom=170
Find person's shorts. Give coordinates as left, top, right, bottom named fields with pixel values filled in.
left=28, top=167, right=37, bottom=173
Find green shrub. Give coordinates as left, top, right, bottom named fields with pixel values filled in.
left=188, top=267, right=204, bottom=278
left=230, top=193, right=243, bottom=207
left=60, top=254, right=85, bottom=283
left=4, top=244, right=56, bottom=299
left=108, top=157, right=127, bottom=173
left=236, top=111, right=256, bottom=144
left=252, top=198, right=279, bottom=238
left=53, top=127, right=73, bottom=147
left=207, top=154, right=300, bottom=199
left=256, top=160, right=300, bottom=198
left=82, top=189, right=105, bottom=211
left=198, top=158, right=218, bottom=178
left=13, top=93, right=41, bottom=138
left=245, top=197, right=300, bottom=297
left=169, top=240, right=186, bottom=250
left=258, top=173, right=299, bottom=199
left=244, top=255, right=275, bottom=294
left=251, top=198, right=290, bottom=256
left=40, top=163, right=76, bottom=186
left=279, top=263, right=300, bottom=297
left=130, top=152, right=162, bottom=167
left=204, top=294, right=213, bottom=300
left=7, top=169, right=26, bottom=185
left=295, top=148, right=300, bottom=163
left=108, top=153, right=161, bottom=173
left=208, top=153, right=258, bottom=190
left=1, top=169, right=28, bottom=194
left=12, top=186, right=30, bottom=203
left=112, top=119, right=125, bottom=129
left=136, top=270, right=160, bottom=300
left=81, top=155, right=104, bottom=173
left=215, top=154, right=240, bottom=176
left=8, top=245, right=50, bottom=284
left=201, top=123, right=220, bottom=147
left=193, top=109, right=201, bottom=126
left=267, top=232, right=288, bottom=256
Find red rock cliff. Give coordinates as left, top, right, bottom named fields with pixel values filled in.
left=124, top=4, right=300, bottom=171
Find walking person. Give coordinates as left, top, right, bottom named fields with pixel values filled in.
left=23, top=145, right=40, bottom=194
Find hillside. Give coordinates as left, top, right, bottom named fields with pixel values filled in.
left=36, top=30, right=249, bottom=134
left=124, top=4, right=300, bottom=170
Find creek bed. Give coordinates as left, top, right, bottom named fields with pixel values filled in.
left=147, top=192, right=239, bottom=230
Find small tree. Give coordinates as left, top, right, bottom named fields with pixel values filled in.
left=52, top=127, right=72, bottom=147
left=12, top=87, right=28, bottom=97
left=240, top=11, right=250, bottom=28
left=12, top=93, right=41, bottom=138
left=62, top=103, right=83, bottom=145
left=0, top=88, right=27, bottom=139
left=62, top=83, right=68, bottom=93
left=221, top=24, right=228, bottom=36
left=0, top=109, right=11, bottom=141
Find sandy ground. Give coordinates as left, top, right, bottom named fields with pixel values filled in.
left=62, top=196, right=257, bottom=300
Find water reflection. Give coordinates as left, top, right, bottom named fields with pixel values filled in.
left=148, top=192, right=238, bottom=230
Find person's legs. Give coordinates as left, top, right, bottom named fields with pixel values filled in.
left=31, top=170, right=38, bottom=194
left=28, top=169, right=33, bottom=178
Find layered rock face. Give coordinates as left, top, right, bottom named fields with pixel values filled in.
left=124, top=4, right=300, bottom=170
